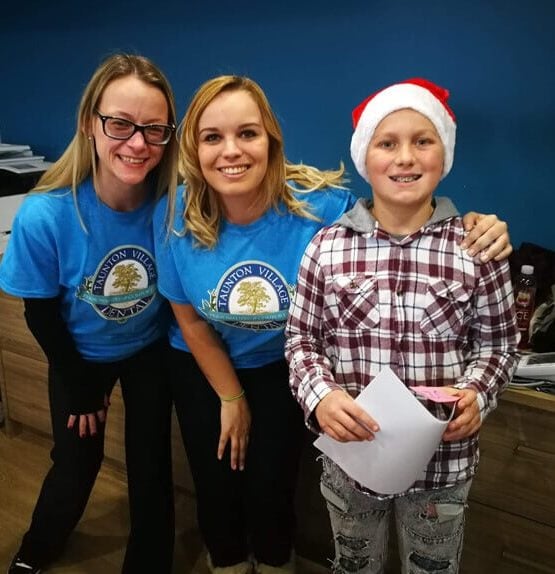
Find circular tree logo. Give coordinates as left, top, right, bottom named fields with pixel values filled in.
left=77, top=245, right=157, bottom=322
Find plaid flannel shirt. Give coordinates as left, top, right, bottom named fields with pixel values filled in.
left=285, top=197, right=519, bottom=493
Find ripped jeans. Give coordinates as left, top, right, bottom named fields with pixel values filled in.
left=320, top=459, right=472, bottom=574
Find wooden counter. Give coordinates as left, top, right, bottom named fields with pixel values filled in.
left=1, top=289, right=555, bottom=572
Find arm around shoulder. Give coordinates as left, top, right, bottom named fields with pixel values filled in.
left=460, top=211, right=512, bottom=262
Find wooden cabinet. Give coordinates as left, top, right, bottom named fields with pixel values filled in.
left=461, top=389, right=555, bottom=573
left=1, top=291, right=50, bottom=436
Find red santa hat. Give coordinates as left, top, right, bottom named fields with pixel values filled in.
left=350, top=78, right=457, bottom=182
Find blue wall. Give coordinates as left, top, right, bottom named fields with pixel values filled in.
left=2, top=0, right=553, bottom=249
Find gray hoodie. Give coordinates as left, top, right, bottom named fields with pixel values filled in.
left=336, top=196, right=460, bottom=234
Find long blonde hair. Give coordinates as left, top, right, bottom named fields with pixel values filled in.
left=34, top=53, right=179, bottom=225
left=172, top=75, right=345, bottom=248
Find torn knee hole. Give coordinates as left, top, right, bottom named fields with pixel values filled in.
left=336, top=534, right=369, bottom=551
left=409, top=552, right=450, bottom=571
left=337, top=555, right=370, bottom=572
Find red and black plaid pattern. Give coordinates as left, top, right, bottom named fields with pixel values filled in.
left=285, top=215, right=519, bottom=493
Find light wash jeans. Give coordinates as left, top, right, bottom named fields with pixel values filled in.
left=320, top=459, right=472, bottom=574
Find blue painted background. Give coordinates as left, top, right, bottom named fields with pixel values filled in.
left=1, top=0, right=553, bottom=249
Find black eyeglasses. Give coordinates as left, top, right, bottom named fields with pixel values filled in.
left=94, top=109, right=175, bottom=145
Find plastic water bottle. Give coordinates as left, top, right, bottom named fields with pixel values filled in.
left=514, top=265, right=537, bottom=350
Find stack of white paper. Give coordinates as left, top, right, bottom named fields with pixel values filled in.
left=0, top=143, right=51, bottom=174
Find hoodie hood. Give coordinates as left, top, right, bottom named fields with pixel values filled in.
left=336, top=196, right=459, bottom=234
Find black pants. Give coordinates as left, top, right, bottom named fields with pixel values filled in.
left=18, top=339, right=175, bottom=573
left=170, top=349, right=305, bottom=568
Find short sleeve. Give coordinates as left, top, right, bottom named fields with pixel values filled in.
left=153, top=192, right=190, bottom=304
left=0, top=195, right=60, bottom=297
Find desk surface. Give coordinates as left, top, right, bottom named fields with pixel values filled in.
left=504, top=385, right=555, bottom=413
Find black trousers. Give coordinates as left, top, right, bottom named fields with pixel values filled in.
left=170, top=349, right=306, bottom=568
left=18, top=339, right=175, bottom=573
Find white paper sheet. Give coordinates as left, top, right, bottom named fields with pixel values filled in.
left=314, top=367, right=455, bottom=495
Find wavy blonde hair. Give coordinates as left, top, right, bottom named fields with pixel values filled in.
left=171, top=75, right=345, bottom=248
left=33, top=53, right=179, bottom=228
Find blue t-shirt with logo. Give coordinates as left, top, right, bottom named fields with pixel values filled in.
left=154, top=186, right=356, bottom=368
left=0, top=179, right=167, bottom=361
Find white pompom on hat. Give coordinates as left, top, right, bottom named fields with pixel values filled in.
left=350, top=78, right=456, bottom=182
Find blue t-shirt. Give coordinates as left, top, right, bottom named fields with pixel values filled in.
left=0, top=179, right=167, bottom=361
left=154, top=186, right=356, bottom=368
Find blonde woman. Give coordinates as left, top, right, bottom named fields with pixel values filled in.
left=154, top=75, right=511, bottom=574
left=0, top=53, right=178, bottom=574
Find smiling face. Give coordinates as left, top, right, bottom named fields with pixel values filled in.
left=365, top=108, right=444, bottom=217
left=92, top=75, right=169, bottom=201
left=197, top=89, right=270, bottom=221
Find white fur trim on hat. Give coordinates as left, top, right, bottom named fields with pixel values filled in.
left=350, top=81, right=456, bottom=182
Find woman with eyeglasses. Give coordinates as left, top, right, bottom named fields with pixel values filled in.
left=0, top=54, right=178, bottom=574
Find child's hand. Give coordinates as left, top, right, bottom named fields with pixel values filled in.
left=442, top=387, right=481, bottom=441
left=315, top=389, right=379, bottom=442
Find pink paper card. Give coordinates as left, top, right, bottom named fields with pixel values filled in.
left=410, top=386, right=460, bottom=404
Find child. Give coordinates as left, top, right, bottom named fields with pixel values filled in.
left=285, top=78, right=519, bottom=574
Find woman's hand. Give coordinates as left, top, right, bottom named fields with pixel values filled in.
left=219, top=397, right=251, bottom=471
left=67, top=393, right=110, bottom=438
left=171, top=302, right=252, bottom=469
left=315, top=389, right=379, bottom=442
left=442, top=387, right=481, bottom=441
left=461, top=212, right=512, bottom=262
